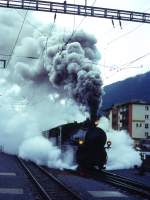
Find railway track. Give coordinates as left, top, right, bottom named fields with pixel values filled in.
left=59, top=167, right=150, bottom=199
left=17, top=158, right=84, bottom=200
left=42, top=167, right=150, bottom=199
left=86, top=169, right=150, bottom=199
left=17, top=157, right=150, bottom=199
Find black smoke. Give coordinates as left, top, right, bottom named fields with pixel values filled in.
left=48, top=31, right=103, bottom=120
left=10, top=29, right=103, bottom=120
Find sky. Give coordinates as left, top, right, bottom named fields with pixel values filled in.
left=1, top=0, right=150, bottom=85
left=30, top=0, right=150, bottom=85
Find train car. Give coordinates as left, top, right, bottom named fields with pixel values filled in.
left=42, top=120, right=108, bottom=170
left=42, top=121, right=85, bottom=148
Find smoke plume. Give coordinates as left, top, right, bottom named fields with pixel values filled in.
left=48, top=32, right=102, bottom=119
left=8, top=24, right=103, bottom=120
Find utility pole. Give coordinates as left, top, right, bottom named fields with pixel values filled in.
left=85, top=0, right=87, bottom=7
left=85, top=0, right=87, bottom=14
left=0, top=0, right=150, bottom=24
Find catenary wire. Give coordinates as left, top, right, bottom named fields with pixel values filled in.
left=101, top=7, right=150, bottom=40
left=103, top=7, right=150, bottom=47
left=119, top=52, right=150, bottom=67
left=6, top=10, right=29, bottom=68
left=41, top=12, right=57, bottom=68
left=15, top=9, right=46, bottom=37
left=58, top=0, right=97, bottom=54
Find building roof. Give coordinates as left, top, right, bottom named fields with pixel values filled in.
left=103, top=100, right=150, bottom=111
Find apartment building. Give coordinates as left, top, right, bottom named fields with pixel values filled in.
left=107, top=101, right=150, bottom=140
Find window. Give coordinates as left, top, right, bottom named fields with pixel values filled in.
left=145, top=106, right=149, bottom=110
left=136, top=123, right=142, bottom=127
left=145, top=123, right=149, bottom=129
left=145, top=132, right=149, bottom=138
left=145, top=115, right=149, bottom=119
left=140, top=123, right=142, bottom=127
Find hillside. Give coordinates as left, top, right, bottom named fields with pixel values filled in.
left=102, top=71, right=150, bottom=110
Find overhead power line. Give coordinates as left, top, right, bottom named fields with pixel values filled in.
left=42, top=12, right=57, bottom=67
left=101, top=7, right=150, bottom=38
left=6, top=10, right=28, bottom=68
left=0, top=53, right=38, bottom=59
left=15, top=9, right=46, bottom=36
left=100, top=51, right=150, bottom=72
left=0, top=0, right=150, bottom=24
left=58, top=0, right=97, bottom=54
left=106, top=23, right=144, bottom=46
left=120, top=52, right=150, bottom=67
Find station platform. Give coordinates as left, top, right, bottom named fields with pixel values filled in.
left=56, top=169, right=146, bottom=200
left=0, top=152, right=150, bottom=200
left=0, top=152, right=39, bottom=200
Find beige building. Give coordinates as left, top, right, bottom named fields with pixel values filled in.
left=106, top=101, right=150, bottom=141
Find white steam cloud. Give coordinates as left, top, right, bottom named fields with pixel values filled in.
left=0, top=9, right=89, bottom=169
left=0, top=9, right=141, bottom=170
left=99, top=117, right=142, bottom=170
left=19, top=136, right=74, bottom=169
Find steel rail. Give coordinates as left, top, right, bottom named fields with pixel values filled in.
left=101, top=170, right=150, bottom=191
left=17, top=157, right=84, bottom=200
left=51, top=169, right=150, bottom=199
left=92, top=169, right=150, bottom=199
left=37, top=165, right=84, bottom=200
left=64, top=168, right=150, bottom=199
left=0, top=0, right=150, bottom=24
left=17, top=158, right=52, bottom=200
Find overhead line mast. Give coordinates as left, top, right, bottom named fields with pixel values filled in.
left=0, top=0, right=150, bottom=24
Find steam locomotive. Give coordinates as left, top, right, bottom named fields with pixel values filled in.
left=42, top=119, right=109, bottom=170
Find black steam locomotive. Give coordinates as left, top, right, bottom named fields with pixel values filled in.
left=42, top=119, right=109, bottom=170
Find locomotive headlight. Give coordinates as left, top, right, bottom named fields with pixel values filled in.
left=79, top=140, right=84, bottom=145
left=107, top=140, right=112, bottom=149
left=107, top=141, right=112, bottom=146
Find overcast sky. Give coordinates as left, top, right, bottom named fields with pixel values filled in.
left=1, top=0, right=150, bottom=85
left=31, top=0, right=150, bottom=85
